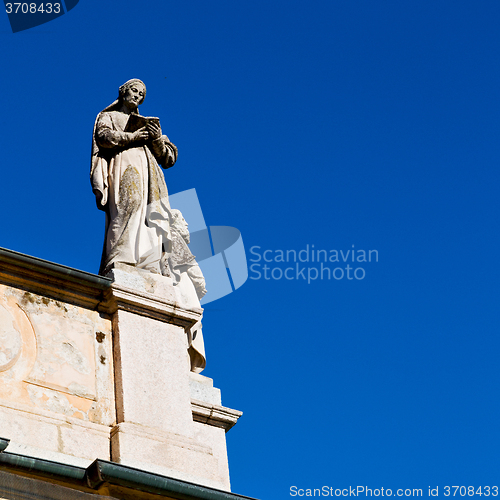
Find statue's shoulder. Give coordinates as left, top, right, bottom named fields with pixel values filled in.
left=96, top=110, right=126, bottom=130
left=98, top=110, right=121, bottom=120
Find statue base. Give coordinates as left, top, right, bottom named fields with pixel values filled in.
left=0, top=250, right=241, bottom=492
left=103, top=264, right=241, bottom=491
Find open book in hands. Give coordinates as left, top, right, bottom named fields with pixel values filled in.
left=125, top=114, right=160, bottom=133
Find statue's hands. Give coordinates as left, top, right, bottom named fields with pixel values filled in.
left=147, top=121, right=162, bottom=140
left=131, top=126, right=149, bottom=142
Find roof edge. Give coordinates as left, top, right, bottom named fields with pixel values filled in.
left=0, top=447, right=258, bottom=500
left=0, top=247, right=112, bottom=290
left=86, top=459, right=259, bottom=500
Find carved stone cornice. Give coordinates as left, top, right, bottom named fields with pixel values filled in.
left=0, top=247, right=112, bottom=310
left=0, top=248, right=202, bottom=331
left=191, top=399, right=242, bottom=432
left=99, top=283, right=202, bottom=329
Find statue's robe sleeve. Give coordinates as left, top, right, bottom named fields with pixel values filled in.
left=150, top=135, right=178, bottom=169
left=96, top=113, right=133, bottom=149
left=91, top=112, right=135, bottom=211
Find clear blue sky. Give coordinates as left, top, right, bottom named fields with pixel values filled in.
left=2, top=2, right=500, bottom=499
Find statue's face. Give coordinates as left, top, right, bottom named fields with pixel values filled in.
left=122, top=83, right=146, bottom=110
left=175, top=215, right=190, bottom=243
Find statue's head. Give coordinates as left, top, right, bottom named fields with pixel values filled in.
left=171, top=209, right=190, bottom=244
left=118, top=79, right=146, bottom=110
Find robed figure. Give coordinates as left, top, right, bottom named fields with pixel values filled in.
left=169, top=209, right=208, bottom=373
left=90, top=79, right=178, bottom=276
left=91, top=80, right=208, bottom=373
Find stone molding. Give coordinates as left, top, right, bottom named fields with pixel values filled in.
left=0, top=248, right=202, bottom=329
left=0, top=247, right=111, bottom=310
left=0, top=398, right=112, bottom=464
left=191, top=399, right=242, bottom=431
left=110, top=422, right=213, bottom=454
left=99, top=283, right=202, bottom=329
left=0, top=398, right=111, bottom=435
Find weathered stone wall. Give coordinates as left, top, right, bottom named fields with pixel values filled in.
left=0, top=285, right=114, bottom=424
left=0, top=248, right=241, bottom=490
left=0, top=280, right=115, bottom=465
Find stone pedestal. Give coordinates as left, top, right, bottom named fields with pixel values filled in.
left=101, top=265, right=241, bottom=491
left=0, top=250, right=242, bottom=493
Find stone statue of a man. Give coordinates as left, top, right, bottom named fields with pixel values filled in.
left=90, top=79, right=178, bottom=276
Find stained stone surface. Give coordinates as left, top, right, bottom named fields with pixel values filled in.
left=0, top=276, right=114, bottom=464
left=0, top=248, right=241, bottom=491
left=0, top=284, right=114, bottom=426
left=0, top=303, right=22, bottom=371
